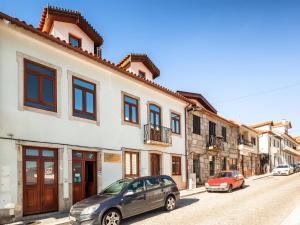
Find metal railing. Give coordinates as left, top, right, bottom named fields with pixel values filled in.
left=144, top=124, right=172, bottom=145
left=206, top=135, right=224, bottom=150
left=238, top=138, right=253, bottom=147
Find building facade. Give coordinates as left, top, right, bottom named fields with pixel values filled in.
left=178, top=92, right=239, bottom=187
left=234, top=123, right=260, bottom=176
left=0, top=7, right=190, bottom=223
left=251, top=120, right=300, bottom=173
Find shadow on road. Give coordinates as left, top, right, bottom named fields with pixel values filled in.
left=122, top=198, right=199, bottom=225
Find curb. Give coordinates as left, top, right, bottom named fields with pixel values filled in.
left=180, top=189, right=206, bottom=198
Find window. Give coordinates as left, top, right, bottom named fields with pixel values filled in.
left=209, top=121, right=216, bottom=136
left=127, top=180, right=145, bottom=194
left=172, top=156, right=181, bottom=175
left=138, top=70, right=146, bottom=79
left=125, top=152, right=139, bottom=177
left=24, top=59, right=57, bottom=112
left=171, top=113, right=181, bottom=134
left=229, top=158, right=238, bottom=170
left=193, top=115, right=201, bottom=135
left=69, top=33, right=81, bottom=48
left=251, top=137, right=256, bottom=146
left=124, top=95, right=139, bottom=124
left=161, top=177, right=174, bottom=186
left=72, top=77, right=96, bottom=120
left=145, top=177, right=161, bottom=190
left=222, top=126, right=227, bottom=142
left=273, top=139, right=276, bottom=147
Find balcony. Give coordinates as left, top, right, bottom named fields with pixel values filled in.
left=144, top=124, right=172, bottom=146
left=238, top=138, right=253, bottom=147
left=206, top=135, right=224, bottom=151
left=283, top=143, right=300, bottom=156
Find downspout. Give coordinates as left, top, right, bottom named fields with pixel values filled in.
left=184, top=104, right=193, bottom=190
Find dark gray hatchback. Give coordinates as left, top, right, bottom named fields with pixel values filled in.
left=69, top=175, right=180, bottom=225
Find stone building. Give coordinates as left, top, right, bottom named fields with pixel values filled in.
left=232, top=122, right=260, bottom=176
left=178, top=91, right=239, bottom=187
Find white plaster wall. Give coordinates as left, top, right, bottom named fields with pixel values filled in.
left=50, top=21, right=95, bottom=54
left=0, top=23, right=187, bottom=203
left=0, top=139, right=18, bottom=209
left=258, top=134, right=269, bottom=154
left=127, top=62, right=154, bottom=81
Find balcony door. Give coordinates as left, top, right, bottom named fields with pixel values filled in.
left=149, top=104, right=161, bottom=142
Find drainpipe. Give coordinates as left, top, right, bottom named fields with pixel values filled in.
left=184, top=104, right=193, bottom=190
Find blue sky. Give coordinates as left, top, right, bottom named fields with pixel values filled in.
left=1, top=0, right=300, bottom=135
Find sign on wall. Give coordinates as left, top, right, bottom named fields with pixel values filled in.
left=104, top=153, right=121, bottom=163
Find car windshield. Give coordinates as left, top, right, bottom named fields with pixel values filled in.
left=277, top=165, right=288, bottom=168
left=101, top=180, right=131, bottom=195
left=214, top=172, right=233, bottom=178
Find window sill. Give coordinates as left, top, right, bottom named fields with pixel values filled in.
left=122, top=120, right=141, bottom=128
left=70, top=114, right=100, bottom=126
left=20, top=105, right=60, bottom=118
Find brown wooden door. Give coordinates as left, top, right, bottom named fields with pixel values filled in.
left=72, top=151, right=97, bottom=204
left=150, top=104, right=161, bottom=142
left=151, top=154, right=161, bottom=176
left=23, top=147, right=58, bottom=216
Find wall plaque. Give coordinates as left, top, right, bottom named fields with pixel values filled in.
left=104, top=153, right=121, bottom=163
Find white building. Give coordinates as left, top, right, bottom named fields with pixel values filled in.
left=251, top=120, right=300, bottom=173
left=0, top=6, right=190, bottom=222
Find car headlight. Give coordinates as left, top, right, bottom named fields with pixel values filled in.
left=220, top=182, right=228, bottom=187
left=205, top=182, right=209, bottom=187
left=82, top=204, right=100, bottom=215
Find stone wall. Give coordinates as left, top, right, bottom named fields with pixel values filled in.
left=186, top=109, right=239, bottom=184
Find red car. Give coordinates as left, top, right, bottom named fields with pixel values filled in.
left=205, top=170, right=245, bottom=192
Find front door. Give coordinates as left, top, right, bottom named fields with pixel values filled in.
left=209, top=156, right=215, bottom=176
left=23, top=147, right=58, bottom=216
left=149, top=104, right=161, bottom=142
left=193, top=155, right=200, bottom=184
left=72, top=151, right=97, bottom=204
left=151, top=154, right=161, bottom=176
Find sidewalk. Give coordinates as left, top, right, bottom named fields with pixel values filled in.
left=9, top=173, right=272, bottom=225
left=180, top=173, right=272, bottom=198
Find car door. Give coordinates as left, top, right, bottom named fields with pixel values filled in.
left=145, top=177, right=164, bottom=209
left=122, top=179, right=147, bottom=217
left=235, top=172, right=244, bottom=187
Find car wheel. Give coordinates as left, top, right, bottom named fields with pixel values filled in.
left=240, top=181, right=245, bottom=189
left=227, top=185, right=233, bottom=193
left=102, top=209, right=121, bottom=225
left=165, top=195, right=176, bottom=211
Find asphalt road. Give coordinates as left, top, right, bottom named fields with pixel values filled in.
left=123, top=173, right=300, bottom=225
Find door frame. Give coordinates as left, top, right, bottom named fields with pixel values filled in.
left=22, top=146, right=58, bottom=216
left=72, top=150, right=97, bottom=204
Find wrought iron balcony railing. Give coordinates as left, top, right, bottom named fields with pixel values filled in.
left=238, top=138, right=253, bottom=147
left=144, top=124, right=172, bottom=146
left=206, top=135, right=224, bottom=150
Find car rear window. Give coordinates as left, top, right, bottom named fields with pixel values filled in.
left=161, top=177, right=175, bottom=186
left=145, top=177, right=161, bottom=190
left=277, top=165, right=288, bottom=168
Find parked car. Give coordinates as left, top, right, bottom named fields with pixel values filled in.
left=69, top=175, right=180, bottom=225
left=290, top=164, right=300, bottom=173
left=272, top=165, right=294, bottom=175
left=205, top=170, right=245, bottom=193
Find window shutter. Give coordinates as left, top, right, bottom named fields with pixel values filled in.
left=193, top=115, right=201, bottom=135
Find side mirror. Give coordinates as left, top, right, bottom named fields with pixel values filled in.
left=124, top=190, right=134, bottom=197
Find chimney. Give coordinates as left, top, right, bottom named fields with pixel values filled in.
left=95, top=46, right=102, bottom=58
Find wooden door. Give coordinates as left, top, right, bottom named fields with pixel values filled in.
left=151, top=154, right=160, bottom=176
left=149, top=104, right=161, bottom=142
left=23, top=147, right=58, bottom=216
left=72, top=151, right=97, bottom=204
